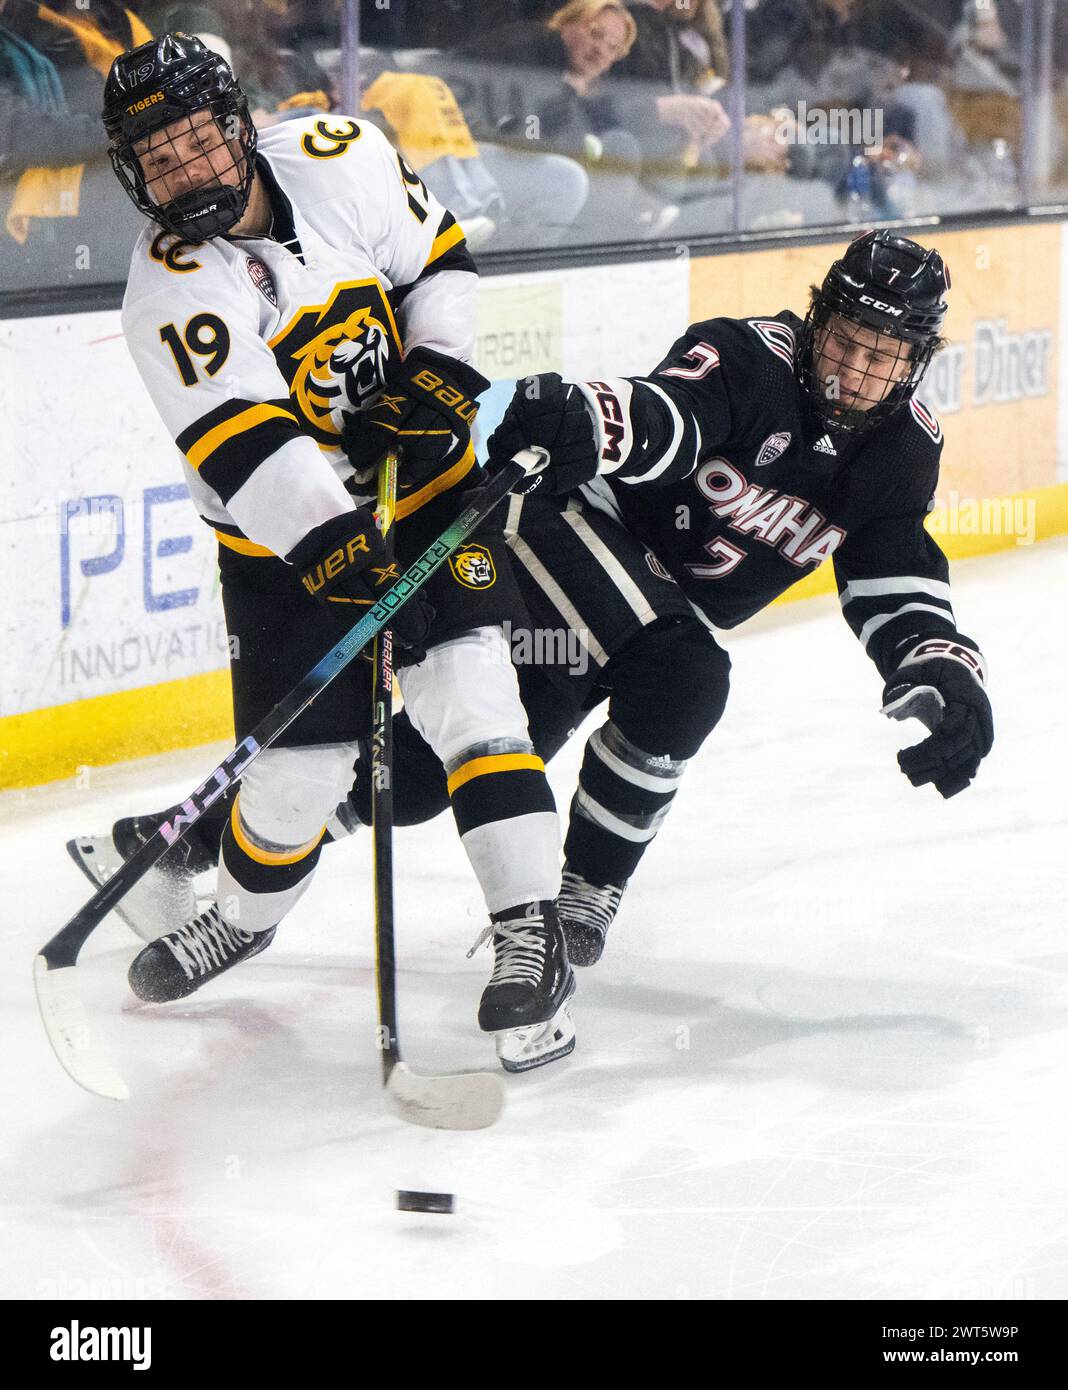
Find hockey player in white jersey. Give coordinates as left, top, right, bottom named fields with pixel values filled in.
left=89, top=33, right=574, bottom=1071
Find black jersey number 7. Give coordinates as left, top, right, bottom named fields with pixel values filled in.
left=160, top=313, right=231, bottom=386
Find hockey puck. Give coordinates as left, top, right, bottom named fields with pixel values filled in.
left=396, top=1190, right=454, bottom=1214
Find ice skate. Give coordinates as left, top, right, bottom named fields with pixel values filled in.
left=128, top=902, right=276, bottom=1003
left=471, top=901, right=576, bottom=1072
left=66, top=810, right=211, bottom=942
left=558, top=866, right=626, bottom=967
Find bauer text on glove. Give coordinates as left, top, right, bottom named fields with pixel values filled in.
left=342, top=347, right=489, bottom=490
left=286, top=509, right=433, bottom=663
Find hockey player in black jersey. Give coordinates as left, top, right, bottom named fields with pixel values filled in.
left=73, top=231, right=993, bottom=976
left=481, top=229, right=993, bottom=962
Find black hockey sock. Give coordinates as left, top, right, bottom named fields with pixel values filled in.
left=564, top=721, right=690, bottom=885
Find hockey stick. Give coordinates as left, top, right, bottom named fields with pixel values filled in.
left=34, top=447, right=549, bottom=1101
left=371, top=455, right=504, bottom=1130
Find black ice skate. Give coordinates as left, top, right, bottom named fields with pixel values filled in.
left=67, top=810, right=213, bottom=942
left=471, top=901, right=576, bottom=1073
left=557, top=866, right=627, bottom=967
left=128, top=903, right=275, bottom=1003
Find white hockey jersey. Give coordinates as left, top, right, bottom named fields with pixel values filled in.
left=121, top=115, right=478, bottom=560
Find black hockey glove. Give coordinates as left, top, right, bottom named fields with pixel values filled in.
left=487, top=373, right=597, bottom=494
left=343, top=347, right=489, bottom=489
left=286, top=509, right=434, bottom=666
left=881, top=638, right=993, bottom=799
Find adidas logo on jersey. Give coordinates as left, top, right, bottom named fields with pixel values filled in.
left=813, top=434, right=837, bottom=456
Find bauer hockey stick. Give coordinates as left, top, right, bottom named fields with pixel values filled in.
left=370, top=455, right=504, bottom=1130
left=34, top=447, right=549, bottom=1101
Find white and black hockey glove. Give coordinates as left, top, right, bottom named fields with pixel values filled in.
left=488, top=372, right=597, bottom=494
left=881, top=638, right=993, bottom=799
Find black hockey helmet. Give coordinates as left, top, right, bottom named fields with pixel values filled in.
left=102, top=32, right=257, bottom=242
left=797, top=230, right=950, bottom=434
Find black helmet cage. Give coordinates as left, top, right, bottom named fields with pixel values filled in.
left=797, top=229, right=950, bottom=435
left=103, top=34, right=257, bottom=242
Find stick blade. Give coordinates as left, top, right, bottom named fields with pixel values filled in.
left=33, top=957, right=129, bottom=1101
left=386, top=1061, right=504, bottom=1130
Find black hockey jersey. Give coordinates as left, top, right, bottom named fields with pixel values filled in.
left=574, top=311, right=970, bottom=679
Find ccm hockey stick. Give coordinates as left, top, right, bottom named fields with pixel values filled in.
left=371, top=454, right=504, bottom=1130
left=34, top=447, right=549, bottom=1101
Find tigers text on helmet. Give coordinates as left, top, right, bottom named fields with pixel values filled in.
left=102, top=32, right=257, bottom=243
left=797, top=230, right=950, bottom=435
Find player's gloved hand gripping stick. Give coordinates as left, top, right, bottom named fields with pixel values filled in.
left=34, top=447, right=550, bottom=1105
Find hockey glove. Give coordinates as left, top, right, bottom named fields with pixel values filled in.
left=287, top=509, right=434, bottom=666
left=881, top=638, right=993, bottom=799
left=487, top=373, right=597, bottom=495
left=343, top=347, right=489, bottom=489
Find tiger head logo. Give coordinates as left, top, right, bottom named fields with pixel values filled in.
left=286, top=308, right=391, bottom=440
left=449, top=544, right=496, bottom=589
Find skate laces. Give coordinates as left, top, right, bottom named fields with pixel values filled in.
left=467, top=916, right=548, bottom=990
left=559, top=869, right=624, bottom=937
left=162, top=905, right=254, bottom=980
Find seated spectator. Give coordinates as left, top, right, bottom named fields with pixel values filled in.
left=616, top=0, right=729, bottom=94
left=359, top=64, right=508, bottom=249
left=0, top=0, right=150, bottom=290
left=455, top=0, right=733, bottom=240
left=141, top=1, right=335, bottom=123
left=0, top=0, right=105, bottom=190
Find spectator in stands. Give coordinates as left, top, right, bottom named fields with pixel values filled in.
left=0, top=0, right=150, bottom=289
left=456, top=0, right=732, bottom=239
left=359, top=62, right=510, bottom=249
left=141, top=2, right=335, bottom=122
left=0, top=0, right=104, bottom=186
left=616, top=0, right=729, bottom=93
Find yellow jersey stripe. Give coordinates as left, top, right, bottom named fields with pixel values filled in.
left=186, top=403, right=299, bottom=470
left=230, top=797, right=326, bottom=865
left=395, top=442, right=476, bottom=520
left=426, top=221, right=466, bottom=268
left=214, top=530, right=275, bottom=557
left=446, top=752, right=545, bottom=797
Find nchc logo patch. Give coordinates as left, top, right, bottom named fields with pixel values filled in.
left=449, top=544, right=496, bottom=589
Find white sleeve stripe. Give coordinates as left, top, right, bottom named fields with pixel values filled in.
left=840, top=575, right=953, bottom=606
left=858, top=602, right=958, bottom=651
left=616, top=380, right=685, bottom=484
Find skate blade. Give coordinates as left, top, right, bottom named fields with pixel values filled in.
left=494, top=988, right=577, bottom=1074
left=66, top=835, right=192, bottom=942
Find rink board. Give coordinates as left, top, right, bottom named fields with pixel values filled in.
left=2, top=220, right=1066, bottom=787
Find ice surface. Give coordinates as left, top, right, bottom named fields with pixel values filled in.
left=3, top=542, right=1067, bottom=1300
